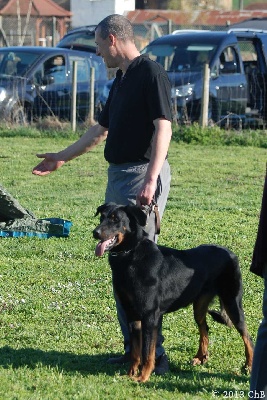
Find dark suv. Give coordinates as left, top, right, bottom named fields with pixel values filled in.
left=142, top=30, right=267, bottom=126
left=0, top=45, right=109, bottom=123
left=57, top=26, right=97, bottom=53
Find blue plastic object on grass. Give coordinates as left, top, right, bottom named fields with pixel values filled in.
left=0, top=218, right=72, bottom=238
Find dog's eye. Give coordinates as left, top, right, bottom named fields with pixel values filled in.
left=109, top=214, right=119, bottom=222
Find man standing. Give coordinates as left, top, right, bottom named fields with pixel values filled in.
left=250, top=167, right=267, bottom=398
left=32, top=14, right=172, bottom=375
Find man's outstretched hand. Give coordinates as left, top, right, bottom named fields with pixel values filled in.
left=32, top=153, right=65, bottom=176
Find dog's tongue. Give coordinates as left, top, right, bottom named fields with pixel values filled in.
left=95, top=239, right=112, bottom=257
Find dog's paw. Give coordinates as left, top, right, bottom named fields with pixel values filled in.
left=242, top=364, right=252, bottom=375
left=192, top=354, right=208, bottom=366
left=132, top=374, right=150, bottom=383
left=127, top=364, right=139, bottom=377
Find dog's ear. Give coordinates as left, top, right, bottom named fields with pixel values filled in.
left=95, top=202, right=116, bottom=217
left=124, top=204, right=147, bottom=227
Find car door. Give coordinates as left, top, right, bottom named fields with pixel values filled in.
left=237, top=37, right=267, bottom=115
left=210, top=46, right=247, bottom=118
left=31, top=54, right=71, bottom=119
left=68, top=54, right=91, bottom=121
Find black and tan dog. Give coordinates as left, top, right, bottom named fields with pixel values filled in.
left=93, top=202, right=254, bottom=382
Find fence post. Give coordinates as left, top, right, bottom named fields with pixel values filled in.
left=89, top=67, right=95, bottom=123
left=199, top=63, right=210, bottom=128
left=71, top=60, right=78, bottom=132
left=52, top=16, right=57, bottom=47
left=168, top=19, right=172, bottom=34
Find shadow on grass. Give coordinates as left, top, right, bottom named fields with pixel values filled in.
left=0, top=346, right=111, bottom=375
left=0, top=346, right=250, bottom=394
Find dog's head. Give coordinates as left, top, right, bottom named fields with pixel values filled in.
left=93, top=202, right=147, bottom=256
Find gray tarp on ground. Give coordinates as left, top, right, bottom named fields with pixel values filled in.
left=0, top=184, right=71, bottom=237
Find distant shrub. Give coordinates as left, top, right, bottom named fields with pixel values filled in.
left=172, top=123, right=267, bottom=148
left=1, top=119, right=267, bottom=148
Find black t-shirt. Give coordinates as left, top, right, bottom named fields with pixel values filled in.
left=98, top=54, right=172, bottom=164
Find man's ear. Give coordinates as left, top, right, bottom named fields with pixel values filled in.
left=108, top=33, right=116, bottom=46
left=124, top=204, right=147, bottom=227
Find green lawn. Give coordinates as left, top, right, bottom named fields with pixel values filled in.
left=0, top=136, right=266, bottom=399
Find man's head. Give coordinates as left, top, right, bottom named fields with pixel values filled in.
left=95, top=14, right=136, bottom=69
left=96, top=14, right=134, bottom=42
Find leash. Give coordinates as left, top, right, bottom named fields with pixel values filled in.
left=151, top=199, right=161, bottom=235
left=145, top=199, right=161, bottom=236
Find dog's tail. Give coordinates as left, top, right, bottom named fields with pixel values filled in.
left=208, top=301, right=233, bottom=328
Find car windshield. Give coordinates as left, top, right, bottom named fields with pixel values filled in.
left=143, top=43, right=217, bottom=72
left=0, top=50, right=40, bottom=77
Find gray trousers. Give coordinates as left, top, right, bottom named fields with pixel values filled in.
left=250, top=265, right=267, bottom=399
left=105, top=159, right=171, bottom=357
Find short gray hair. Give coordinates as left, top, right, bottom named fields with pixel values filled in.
left=96, top=14, right=134, bottom=42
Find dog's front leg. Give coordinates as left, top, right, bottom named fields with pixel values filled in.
left=192, top=299, right=210, bottom=365
left=133, top=318, right=157, bottom=383
left=128, top=321, right=142, bottom=378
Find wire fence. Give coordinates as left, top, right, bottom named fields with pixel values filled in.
left=132, top=22, right=229, bottom=51
left=0, top=16, right=267, bottom=129
left=0, top=16, right=66, bottom=47
left=0, top=14, right=231, bottom=49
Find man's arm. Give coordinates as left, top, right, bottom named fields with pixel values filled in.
left=136, top=118, right=172, bottom=207
left=32, top=123, right=108, bottom=176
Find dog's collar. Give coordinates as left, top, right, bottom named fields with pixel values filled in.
left=109, top=249, right=132, bottom=257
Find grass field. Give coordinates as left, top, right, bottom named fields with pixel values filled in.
left=0, top=135, right=267, bottom=399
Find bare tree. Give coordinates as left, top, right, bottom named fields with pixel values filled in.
left=16, top=0, right=33, bottom=46
left=20, top=0, right=33, bottom=46
left=16, top=0, right=21, bottom=43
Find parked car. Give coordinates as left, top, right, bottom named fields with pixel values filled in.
left=142, top=30, right=267, bottom=127
left=57, top=26, right=97, bottom=53
left=0, top=46, right=109, bottom=123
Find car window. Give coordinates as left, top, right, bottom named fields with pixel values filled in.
left=69, top=54, right=108, bottom=82
left=0, top=51, right=40, bottom=77
left=143, top=43, right=217, bottom=72
left=238, top=40, right=257, bottom=62
left=43, top=56, right=67, bottom=83
left=32, top=65, right=44, bottom=85
left=69, top=56, right=90, bottom=82
left=32, top=55, right=67, bottom=85
left=143, top=44, right=175, bottom=70
left=88, top=55, right=107, bottom=80
left=238, top=39, right=260, bottom=75
left=219, top=46, right=240, bottom=74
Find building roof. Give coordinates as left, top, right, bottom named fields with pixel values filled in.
left=125, top=9, right=267, bottom=27
left=0, top=0, right=72, bottom=17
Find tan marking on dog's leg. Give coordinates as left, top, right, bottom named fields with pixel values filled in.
left=192, top=324, right=209, bottom=365
left=242, top=329, right=254, bottom=372
left=128, top=321, right=142, bottom=377
left=132, top=327, right=157, bottom=383
left=221, top=300, right=254, bottom=372
left=192, top=297, right=211, bottom=365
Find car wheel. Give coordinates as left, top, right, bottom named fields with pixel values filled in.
left=11, top=105, right=27, bottom=125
